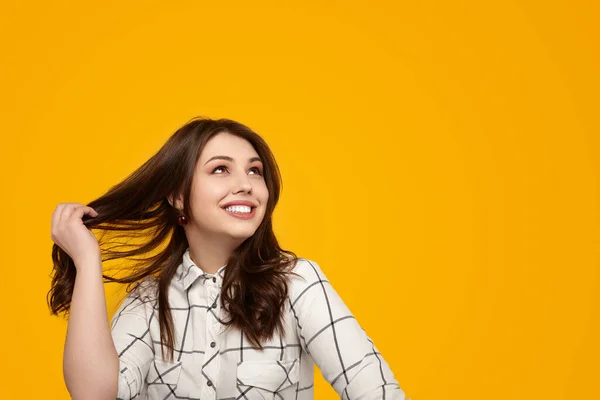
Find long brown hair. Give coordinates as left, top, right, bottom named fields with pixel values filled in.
left=47, top=117, right=298, bottom=362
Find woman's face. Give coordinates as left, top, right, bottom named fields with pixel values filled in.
left=188, top=132, right=269, bottom=242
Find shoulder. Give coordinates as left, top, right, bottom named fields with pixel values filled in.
left=116, top=277, right=159, bottom=313
left=286, top=257, right=330, bottom=297
left=289, top=257, right=326, bottom=280
left=131, top=276, right=159, bottom=298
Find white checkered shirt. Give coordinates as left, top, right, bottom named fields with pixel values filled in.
left=111, top=247, right=410, bottom=399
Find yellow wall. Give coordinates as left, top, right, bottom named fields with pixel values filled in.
left=1, top=1, right=598, bottom=399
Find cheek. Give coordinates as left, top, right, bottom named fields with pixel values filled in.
left=257, top=182, right=269, bottom=203
left=191, top=181, right=226, bottom=210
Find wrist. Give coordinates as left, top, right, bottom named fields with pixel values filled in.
left=73, top=257, right=103, bottom=273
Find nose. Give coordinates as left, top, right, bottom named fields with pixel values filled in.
left=232, top=170, right=252, bottom=194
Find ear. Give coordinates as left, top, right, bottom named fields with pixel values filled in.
left=167, top=193, right=184, bottom=209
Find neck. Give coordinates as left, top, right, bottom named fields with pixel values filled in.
left=184, top=228, right=242, bottom=274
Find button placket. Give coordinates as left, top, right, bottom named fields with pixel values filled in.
left=202, top=279, right=220, bottom=397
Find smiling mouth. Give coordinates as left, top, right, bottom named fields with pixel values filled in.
left=222, top=205, right=256, bottom=219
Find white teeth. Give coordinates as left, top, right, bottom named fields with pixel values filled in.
left=225, top=205, right=252, bottom=213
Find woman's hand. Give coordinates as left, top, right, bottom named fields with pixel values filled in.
left=51, top=202, right=100, bottom=269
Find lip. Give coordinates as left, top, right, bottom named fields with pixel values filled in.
left=221, top=200, right=257, bottom=208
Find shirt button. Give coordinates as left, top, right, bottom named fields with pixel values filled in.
left=212, top=277, right=216, bottom=283
left=207, top=380, right=213, bottom=387
left=212, top=302, right=217, bottom=309
left=210, top=341, right=216, bottom=348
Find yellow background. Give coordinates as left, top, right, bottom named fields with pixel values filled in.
left=1, top=1, right=598, bottom=399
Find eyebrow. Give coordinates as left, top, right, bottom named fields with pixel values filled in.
left=204, top=155, right=263, bottom=165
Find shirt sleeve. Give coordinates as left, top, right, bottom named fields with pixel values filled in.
left=110, top=283, right=156, bottom=400
left=289, top=259, right=410, bottom=400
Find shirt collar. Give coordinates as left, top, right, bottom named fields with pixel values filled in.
left=174, top=247, right=226, bottom=291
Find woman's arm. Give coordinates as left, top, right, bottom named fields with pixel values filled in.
left=289, top=259, right=411, bottom=400
left=63, top=259, right=119, bottom=400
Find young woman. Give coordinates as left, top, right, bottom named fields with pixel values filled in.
left=48, top=117, right=411, bottom=400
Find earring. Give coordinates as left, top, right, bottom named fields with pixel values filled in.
left=177, top=215, right=188, bottom=226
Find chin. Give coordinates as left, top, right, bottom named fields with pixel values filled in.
left=225, top=226, right=259, bottom=240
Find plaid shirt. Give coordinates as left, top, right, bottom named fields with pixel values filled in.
left=111, top=247, right=410, bottom=399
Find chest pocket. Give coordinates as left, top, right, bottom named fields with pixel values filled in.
left=237, top=359, right=300, bottom=399
left=146, top=359, right=183, bottom=397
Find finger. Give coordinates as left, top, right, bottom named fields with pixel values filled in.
left=56, top=203, right=68, bottom=223
left=57, top=202, right=80, bottom=221
left=62, top=203, right=86, bottom=221
left=81, top=205, right=99, bottom=217
left=69, top=205, right=98, bottom=222
left=52, top=204, right=66, bottom=232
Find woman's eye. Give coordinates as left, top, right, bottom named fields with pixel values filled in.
left=211, top=165, right=263, bottom=175
left=212, top=165, right=227, bottom=174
